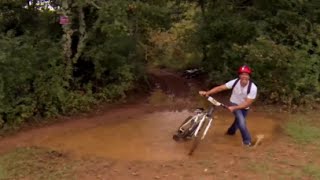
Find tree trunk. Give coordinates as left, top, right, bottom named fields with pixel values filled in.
left=198, top=0, right=208, bottom=62
left=72, top=6, right=87, bottom=64
left=61, top=0, right=73, bottom=77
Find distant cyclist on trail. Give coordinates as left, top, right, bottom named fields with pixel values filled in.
left=199, top=65, right=258, bottom=147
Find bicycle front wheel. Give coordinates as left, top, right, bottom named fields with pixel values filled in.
left=188, top=117, right=210, bottom=155
left=173, top=115, right=194, bottom=141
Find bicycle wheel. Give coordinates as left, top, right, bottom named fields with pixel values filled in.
left=188, top=116, right=210, bottom=155
left=173, top=115, right=195, bottom=141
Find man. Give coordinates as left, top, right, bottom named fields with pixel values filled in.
left=199, top=65, right=258, bottom=147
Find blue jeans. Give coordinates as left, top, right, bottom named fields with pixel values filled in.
left=226, top=103, right=251, bottom=145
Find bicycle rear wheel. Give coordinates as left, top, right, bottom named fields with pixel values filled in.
left=188, top=117, right=210, bottom=155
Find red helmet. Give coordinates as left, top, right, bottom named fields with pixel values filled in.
left=238, top=65, right=252, bottom=75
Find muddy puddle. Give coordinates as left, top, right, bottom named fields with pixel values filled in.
left=38, top=108, right=282, bottom=161
left=0, top=69, right=285, bottom=162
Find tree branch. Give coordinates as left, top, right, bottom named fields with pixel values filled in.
left=88, top=1, right=101, bottom=9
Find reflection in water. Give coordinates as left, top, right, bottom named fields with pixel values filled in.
left=41, top=110, right=281, bottom=161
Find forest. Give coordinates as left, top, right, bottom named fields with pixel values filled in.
left=0, top=0, right=319, bottom=127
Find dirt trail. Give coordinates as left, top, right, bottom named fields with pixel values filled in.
left=5, top=69, right=316, bottom=180
left=0, top=69, right=283, bottom=162
left=53, top=111, right=279, bottom=160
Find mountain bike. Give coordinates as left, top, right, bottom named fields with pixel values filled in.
left=173, top=96, right=227, bottom=155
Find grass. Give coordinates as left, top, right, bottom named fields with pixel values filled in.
left=245, top=160, right=320, bottom=180
left=0, top=165, right=8, bottom=180
left=284, top=116, right=320, bottom=145
left=247, top=161, right=272, bottom=174
left=303, top=164, right=320, bottom=179
left=0, top=147, right=76, bottom=180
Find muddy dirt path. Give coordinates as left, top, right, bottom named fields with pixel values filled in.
left=0, top=105, right=281, bottom=160
left=2, top=69, right=319, bottom=180
left=0, top=69, right=283, bottom=162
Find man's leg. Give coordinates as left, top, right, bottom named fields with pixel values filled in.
left=226, top=118, right=238, bottom=135
left=226, top=109, right=248, bottom=135
left=234, top=109, right=251, bottom=145
left=226, top=103, right=240, bottom=135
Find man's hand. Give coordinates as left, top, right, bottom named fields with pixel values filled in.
left=230, top=98, right=254, bottom=111
left=199, top=91, right=208, bottom=96
left=228, top=106, right=237, bottom=112
left=199, top=85, right=228, bottom=98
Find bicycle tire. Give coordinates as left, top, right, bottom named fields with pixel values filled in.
left=173, top=116, right=194, bottom=141
left=183, top=120, right=199, bottom=138
left=180, top=115, right=193, bottom=128
left=188, top=116, right=210, bottom=155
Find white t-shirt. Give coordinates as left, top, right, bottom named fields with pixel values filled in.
left=225, top=78, right=257, bottom=105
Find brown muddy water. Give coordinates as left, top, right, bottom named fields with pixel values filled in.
left=37, top=107, right=281, bottom=161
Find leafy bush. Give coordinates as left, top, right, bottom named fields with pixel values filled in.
left=194, top=0, right=320, bottom=107
left=0, top=35, right=97, bottom=126
left=233, top=38, right=320, bottom=106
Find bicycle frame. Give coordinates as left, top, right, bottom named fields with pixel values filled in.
left=179, top=106, right=214, bottom=139
left=178, top=111, right=203, bottom=132
left=173, top=96, right=226, bottom=155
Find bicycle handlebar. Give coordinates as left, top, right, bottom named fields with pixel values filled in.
left=207, top=96, right=228, bottom=109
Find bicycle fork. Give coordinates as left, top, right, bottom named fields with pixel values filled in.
left=194, top=115, right=207, bottom=137
left=194, top=116, right=213, bottom=140
left=200, top=107, right=214, bottom=139
left=202, top=118, right=213, bottom=139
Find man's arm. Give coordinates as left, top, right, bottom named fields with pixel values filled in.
left=199, top=84, right=229, bottom=96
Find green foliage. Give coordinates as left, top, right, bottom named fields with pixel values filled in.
left=145, top=30, right=202, bottom=70
left=233, top=38, right=320, bottom=106
left=80, top=2, right=140, bottom=101
left=0, top=0, right=168, bottom=128
left=0, top=35, right=97, bottom=126
left=0, top=0, right=165, bottom=127
left=134, top=1, right=173, bottom=30
left=1, top=0, right=320, bottom=128
left=144, top=2, right=202, bottom=70
left=196, top=2, right=258, bottom=84
left=189, top=0, right=320, bottom=106
left=0, top=1, right=61, bottom=38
